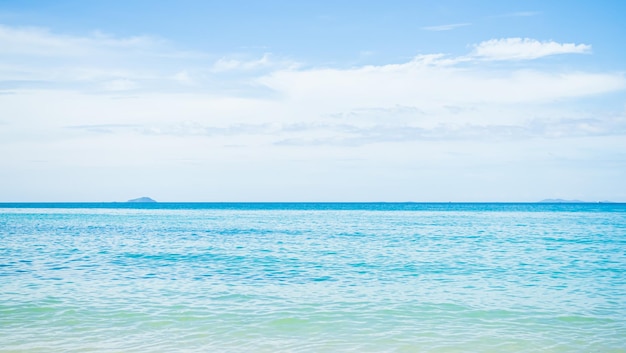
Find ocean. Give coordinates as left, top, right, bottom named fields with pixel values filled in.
left=1, top=203, right=625, bottom=352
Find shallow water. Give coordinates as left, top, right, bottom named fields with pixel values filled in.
left=1, top=203, right=625, bottom=352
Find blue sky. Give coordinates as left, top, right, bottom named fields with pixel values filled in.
left=1, top=0, right=625, bottom=201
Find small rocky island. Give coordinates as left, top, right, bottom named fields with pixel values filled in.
left=127, top=197, right=157, bottom=203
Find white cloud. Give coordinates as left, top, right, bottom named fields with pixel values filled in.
left=0, top=24, right=160, bottom=57
left=0, top=24, right=306, bottom=94
left=172, top=70, right=193, bottom=85
left=471, top=38, right=591, bottom=60
left=2, top=86, right=625, bottom=201
left=102, top=79, right=138, bottom=91
left=0, top=24, right=202, bottom=92
left=212, top=54, right=271, bottom=72
left=211, top=53, right=298, bottom=73
left=422, top=23, right=471, bottom=31
left=3, top=34, right=622, bottom=142
left=1, top=28, right=625, bottom=201
left=258, top=55, right=623, bottom=112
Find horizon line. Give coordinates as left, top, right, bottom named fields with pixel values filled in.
left=0, top=200, right=621, bottom=204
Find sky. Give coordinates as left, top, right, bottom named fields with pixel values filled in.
left=1, top=0, right=625, bottom=202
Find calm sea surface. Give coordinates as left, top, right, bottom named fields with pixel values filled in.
left=1, top=203, right=625, bottom=352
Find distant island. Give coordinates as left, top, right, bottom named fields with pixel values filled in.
left=127, top=197, right=157, bottom=203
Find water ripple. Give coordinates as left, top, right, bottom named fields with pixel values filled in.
left=1, top=205, right=625, bottom=352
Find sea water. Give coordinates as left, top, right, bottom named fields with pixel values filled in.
left=1, top=203, right=625, bottom=352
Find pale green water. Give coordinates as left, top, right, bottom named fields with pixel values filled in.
left=1, top=203, right=625, bottom=352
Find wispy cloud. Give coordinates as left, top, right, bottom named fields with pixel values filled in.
left=102, top=79, right=138, bottom=91
left=0, top=24, right=185, bottom=93
left=2, top=25, right=624, bottom=202
left=65, top=123, right=140, bottom=134
left=0, top=24, right=303, bottom=94
left=211, top=54, right=273, bottom=72
left=58, top=98, right=626, bottom=146
left=65, top=121, right=273, bottom=137
left=328, top=105, right=425, bottom=121
left=0, top=24, right=161, bottom=57
left=142, top=122, right=272, bottom=137
left=471, top=38, right=591, bottom=60
left=211, top=53, right=298, bottom=73
left=259, top=53, right=621, bottom=108
left=274, top=115, right=626, bottom=146
left=2, top=27, right=624, bottom=151
left=422, top=23, right=471, bottom=31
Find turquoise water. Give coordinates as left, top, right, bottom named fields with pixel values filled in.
left=1, top=203, right=625, bottom=352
